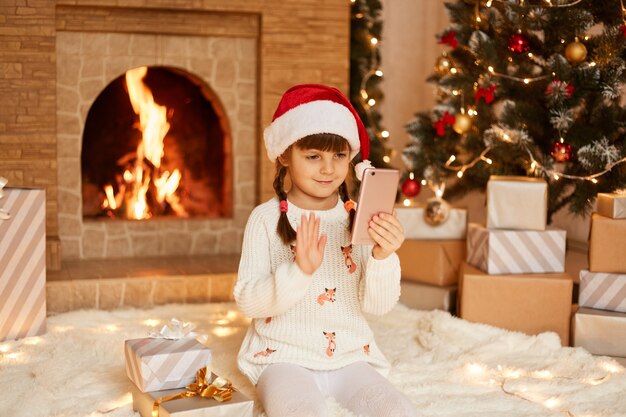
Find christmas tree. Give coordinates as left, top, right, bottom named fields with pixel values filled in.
left=350, top=0, right=392, bottom=174
left=403, top=0, right=626, bottom=221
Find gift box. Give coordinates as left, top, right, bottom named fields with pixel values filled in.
left=589, top=213, right=626, bottom=273
left=597, top=192, right=626, bottom=219
left=466, top=223, right=566, bottom=274
left=396, top=239, right=465, bottom=286
left=486, top=176, right=547, bottom=231
left=0, top=187, right=46, bottom=342
left=131, top=382, right=253, bottom=417
left=125, top=337, right=212, bottom=392
left=399, top=280, right=457, bottom=313
left=573, top=307, right=626, bottom=357
left=579, top=270, right=626, bottom=313
left=459, top=263, right=573, bottom=346
left=395, top=206, right=467, bottom=240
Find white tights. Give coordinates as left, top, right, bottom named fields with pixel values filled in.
left=256, top=362, right=417, bottom=417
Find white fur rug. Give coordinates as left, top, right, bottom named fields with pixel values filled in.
left=0, top=302, right=625, bottom=417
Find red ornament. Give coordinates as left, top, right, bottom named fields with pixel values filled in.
left=551, top=141, right=573, bottom=162
left=432, top=111, right=456, bottom=136
left=401, top=177, right=421, bottom=198
left=438, top=31, right=459, bottom=49
left=509, top=33, right=530, bottom=53
left=474, top=85, right=497, bottom=104
left=620, top=25, right=626, bottom=37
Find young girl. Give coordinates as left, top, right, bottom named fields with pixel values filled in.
left=235, top=84, right=415, bottom=417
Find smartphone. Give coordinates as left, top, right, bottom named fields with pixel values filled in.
left=351, top=168, right=400, bottom=245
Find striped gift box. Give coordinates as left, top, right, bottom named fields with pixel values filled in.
left=0, top=188, right=46, bottom=342
left=125, top=337, right=212, bottom=392
left=466, top=223, right=566, bottom=274
left=579, top=270, right=626, bottom=313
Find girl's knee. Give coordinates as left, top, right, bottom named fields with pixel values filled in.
left=347, top=382, right=416, bottom=417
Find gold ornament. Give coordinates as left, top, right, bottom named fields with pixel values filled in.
left=453, top=112, right=472, bottom=134
left=424, top=197, right=450, bottom=226
left=435, top=54, right=452, bottom=75
left=565, top=39, right=587, bottom=64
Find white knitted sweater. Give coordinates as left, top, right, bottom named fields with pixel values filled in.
left=235, top=197, right=402, bottom=384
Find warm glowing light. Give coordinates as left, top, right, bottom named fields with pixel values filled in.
left=54, top=325, right=74, bottom=332
left=381, top=130, right=390, bottom=138
left=452, top=90, right=459, bottom=95
left=561, top=39, right=566, bottom=44
left=600, top=361, right=624, bottom=374
left=142, top=319, right=161, bottom=327
left=528, top=52, right=533, bottom=58
left=484, top=158, right=493, bottom=165
left=503, top=133, right=511, bottom=142
left=5, top=352, right=20, bottom=360
left=448, top=155, right=456, bottom=162
left=361, top=90, right=368, bottom=99
left=420, top=179, right=427, bottom=186
left=104, top=324, right=119, bottom=332
left=554, top=173, right=560, bottom=180
left=488, top=66, right=494, bottom=73
left=403, top=198, right=411, bottom=207
left=212, top=327, right=237, bottom=338
left=216, top=319, right=230, bottom=326
left=382, top=155, right=391, bottom=163
left=589, top=62, right=597, bottom=67
left=590, top=178, right=598, bottom=184
left=543, top=397, right=561, bottom=409
left=370, top=37, right=378, bottom=45
left=486, top=0, right=492, bottom=6
left=375, top=69, right=383, bottom=76
left=23, top=337, right=42, bottom=346
left=531, top=161, right=537, bottom=169
left=584, top=35, right=590, bottom=40
left=457, top=170, right=464, bottom=178
left=523, top=78, right=530, bottom=84
left=476, top=16, right=482, bottom=22
left=501, top=367, right=523, bottom=378
left=368, top=98, right=376, bottom=106
left=450, top=68, right=458, bottom=74
left=409, top=172, right=415, bottom=180
left=0, top=345, right=9, bottom=353
left=465, top=363, right=486, bottom=375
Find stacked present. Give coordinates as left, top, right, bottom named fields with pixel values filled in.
left=0, top=180, right=47, bottom=342
left=573, top=192, right=626, bottom=358
left=125, top=319, right=253, bottom=417
left=395, top=203, right=467, bottom=313
left=459, top=176, right=573, bottom=346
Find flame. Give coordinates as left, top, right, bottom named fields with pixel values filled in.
left=101, top=67, right=187, bottom=219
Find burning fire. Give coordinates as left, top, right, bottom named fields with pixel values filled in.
left=102, top=66, right=187, bottom=219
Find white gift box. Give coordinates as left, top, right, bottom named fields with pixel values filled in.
left=486, top=176, right=547, bottom=231
left=466, top=223, right=566, bottom=274
left=0, top=187, right=46, bottom=342
left=597, top=192, right=626, bottom=219
left=579, top=270, right=626, bottom=313
left=125, top=337, right=212, bottom=392
left=131, top=384, right=253, bottom=417
left=573, top=308, right=626, bottom=357
left=395, top=206, right=467, bottom=240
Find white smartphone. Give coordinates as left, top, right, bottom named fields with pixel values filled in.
left=350, top=168, right=400, bottom=245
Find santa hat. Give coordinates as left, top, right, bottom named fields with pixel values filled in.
left=263, top=84, right=372, bottom=180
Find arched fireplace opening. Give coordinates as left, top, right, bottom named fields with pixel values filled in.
left=81, top=66, right=232, bottom=220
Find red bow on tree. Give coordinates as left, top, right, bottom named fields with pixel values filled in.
left=432, top=112, right=456, bottom=136
left=474, top=85, right=497, bottom=104
left=620, top=25, right=626, bottom=37
left=438, top=31, right=458, bottom=49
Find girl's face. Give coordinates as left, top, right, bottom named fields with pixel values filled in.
left=281, top=143, right=351, bottom=202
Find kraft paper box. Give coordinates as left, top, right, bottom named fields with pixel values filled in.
left=395, top=206, right=467, bottom=240
left=573, top=308, right=626, bottom=357
left=459, top=263, right=573, bottom=346
left=397, top=239, right=465, bottom=286
left=399, top=280, right=457, bottom=313
left=579, top=270, right=626, bottom=313
left=486, top=176, right=547, bottom=231
left=466, top=223, right=566, bottom=274
left=589, top=213, right=626, bottom=273
left=597, top=192, right=626, bottom=219
left=0, top=188, right=46, bottom=342
left=131, top=384, right=253, bottom=417
left=125, top=338, right=212, bottom=392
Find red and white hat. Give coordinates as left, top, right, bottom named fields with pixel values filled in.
left=263, top=84, right=372, bottom=180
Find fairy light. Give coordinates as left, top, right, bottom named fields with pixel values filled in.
left=375, top=69, right=383, bottom=76
left=368, top=98, right=376, bottom=106
left=420, top=179, right=427, bottom=186
left=402, top=198, right=411, bottom=206
left=381, top=130, right=390, bottom=138
left=489, top=0, right=584, bottom=7
left=370, top=37, right=378, bottom=45
left=486, top=0, right=492, bottom=6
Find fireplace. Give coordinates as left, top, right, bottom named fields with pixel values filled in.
left=81, top=66, right=232, bottom=220
left=56, top=28, right=257, bottom=259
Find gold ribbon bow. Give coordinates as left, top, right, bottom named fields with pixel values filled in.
left=152, top=367, right=235, bottom=417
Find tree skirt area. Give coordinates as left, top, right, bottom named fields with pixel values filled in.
left=0, top=303, right=625, bottom=417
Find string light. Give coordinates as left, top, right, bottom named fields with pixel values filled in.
left=488, top=0, right=584, bottom=7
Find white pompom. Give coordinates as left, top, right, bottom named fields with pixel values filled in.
left=354, top=160, right=373, bottom=181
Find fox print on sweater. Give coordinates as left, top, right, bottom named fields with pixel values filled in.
left=235, top=197, right=402, bottom=384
